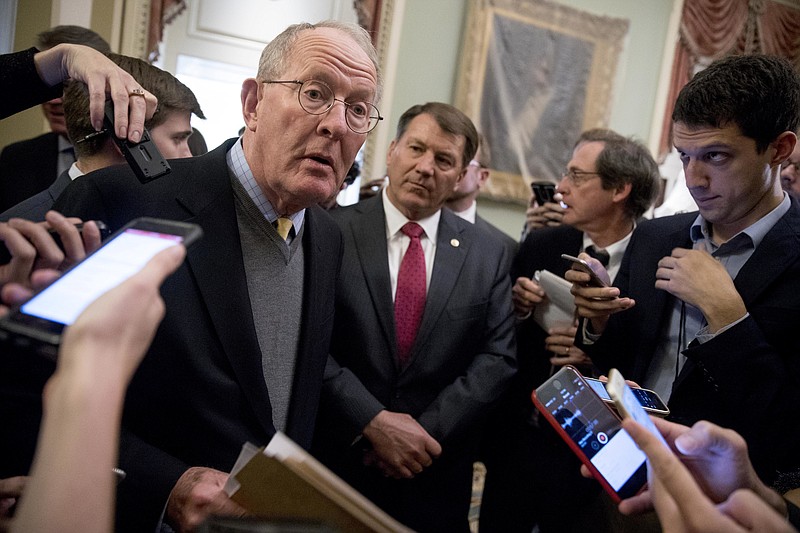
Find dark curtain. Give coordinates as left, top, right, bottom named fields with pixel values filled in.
left=658, top=0, right=800, bottom=160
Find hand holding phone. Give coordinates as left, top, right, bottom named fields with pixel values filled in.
left=0, top=217, right=202, bottom=358
left=585, top=377, right=670, bottom=416
left=103, top=100, right=171, bottom=183
left=606, top=369, right=670, bottom=449
left=561, top=253, right=609, bottom=288
left=532, top=365, right=647, bottom=502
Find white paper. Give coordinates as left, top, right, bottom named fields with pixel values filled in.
left=532, top=269, right=575, bottom=331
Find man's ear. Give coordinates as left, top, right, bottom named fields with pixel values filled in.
left=771, top=131, right=797, bottom=166
left=612, top=181, right=633, bottom=204
left=241, top=78, right=260, bottom=131
left=386, top=139, right=397, bottom=167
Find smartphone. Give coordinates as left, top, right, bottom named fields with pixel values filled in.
left=560, top=253, right=608, bottom=288
left=0, top=217, right=202, bottom=358
left=606, top=369, right=670, bottom=449
left=104, top=100, right=171, bottom=183
left=49, top=220, right=112, bottom=251
left=585, top=377, right=669, bottom=416
left=531, top=365, right=647, bottom=502
left=531, top=181, right=557, bottom=205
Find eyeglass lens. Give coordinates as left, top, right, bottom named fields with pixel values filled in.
left=297, top=80, right=380, bottom=133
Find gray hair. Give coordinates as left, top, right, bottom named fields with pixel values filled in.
left=256, top=21, right=382, bottom=103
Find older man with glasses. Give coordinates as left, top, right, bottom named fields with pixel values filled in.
left=480, top=129, right=660, bottom=533
left=52, top=21, right=382, bottom=532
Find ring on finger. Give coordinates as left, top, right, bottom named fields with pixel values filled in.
left=565, top=346, right=570, bottom=355
left=129, top=88, right=145, bottom=97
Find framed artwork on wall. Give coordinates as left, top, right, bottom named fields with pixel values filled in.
left=455, top=0, right=629, bottom=203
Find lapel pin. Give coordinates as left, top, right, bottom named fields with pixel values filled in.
left=450, top=238, right=460, bottom=247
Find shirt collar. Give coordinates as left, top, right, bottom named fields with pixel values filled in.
left=581, top=226, right=634, bottom=266
left=68, top=162, right=83, bottom=181
left=226, top=137, right=305, bottom=233
left=382, top=188, right=441, bottom=243
left=690, top=193, right=790, bottom=252
left=450, top=201, right=477, bottom=224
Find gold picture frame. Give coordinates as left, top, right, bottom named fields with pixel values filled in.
left=455, top=0, right=629, bottom=203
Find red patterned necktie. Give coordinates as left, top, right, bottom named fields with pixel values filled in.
left=395, top=222, right=426, bottom=366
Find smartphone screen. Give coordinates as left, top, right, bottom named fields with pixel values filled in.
left=21, top=228, right=181, bottom=325
left=606, top=369, right=670, bottom=449
left=533, top=366, right=647, bottom=501
left=0, top=218, right=201, bottom=354
left=585, top=377, right=670, bottom=416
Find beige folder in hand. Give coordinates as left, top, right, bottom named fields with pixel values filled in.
left=225, top=432, right=413, bottom=533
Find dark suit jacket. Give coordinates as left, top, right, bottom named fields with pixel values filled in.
left=52, top=139, right=343, bottom=531
left=0, top=168, right=71, bottom=221
left=480, top=225, right=599, bottom=533
left=314, top=195, right=516, bottom=531
left=0, top=131, right=61, bottom=212
left=0, top=47, right=62, bottom=119
left=475, top=213, right=518, bottom=272
left=577, top=206, right=800, bottom=480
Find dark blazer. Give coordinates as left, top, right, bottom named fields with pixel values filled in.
left=0, top=48, right=62, bottom=119
left=0, top=168, right=71, bottom=221
left=0, top=131, right=61, bottom=212
left=314, top=195, right=516, bottom=532
left=475, top=213, right=518, bottom=272
left=480, top=224, right=604, bottom=533
left=577, top=206, right=800, bottom=480
left=52, top=139, right=343, bottom=531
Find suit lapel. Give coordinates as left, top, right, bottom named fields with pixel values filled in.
left=172, top=142, right=274, bottom=433
left=733, top=203, right=800, bottom=305
left=410, top=210, right=469, bottom=360
left=350, top=198, right=396, bottom=354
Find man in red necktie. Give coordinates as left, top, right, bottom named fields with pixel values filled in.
left=314, top=102, right=517, bottom=532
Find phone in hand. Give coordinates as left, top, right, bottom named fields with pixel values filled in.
left=532, top=365, right=647, bottom=502
left=560, top=253, right=608, bottom=288
left=585, top=377, right=670, bottom=417
left=0, top=217, right=202, bottom=358
left=606, top=368, right=670, bottom=449
left=104, top=100, right=171, bottom=183
left=531, top=181, right=557, bottom=205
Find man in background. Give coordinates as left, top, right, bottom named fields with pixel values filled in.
left=0, top=26, right=111, bottom=212
left=480, top=128, right=660, bottom=532
left=1, top=53, right=204, bottom=222
left=780, top=135, right=800, bottom=199
left=314, top=102, right=516, bottom=532
left=445, top=134, right=517, bottom=264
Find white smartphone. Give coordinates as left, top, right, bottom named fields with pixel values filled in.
left=532, top=365, right=647, bottom=502
left=606, top=368, right=670, bottom=449
left=0, top=217, right=202, bottom=358
left=585, top=377, right=670, bottom=417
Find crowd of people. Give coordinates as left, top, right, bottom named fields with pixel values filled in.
left=0, top=18, right=799, bottom=533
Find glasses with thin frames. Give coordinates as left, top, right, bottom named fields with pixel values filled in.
left=561, top=168, right=601, bottom=186
left=263, top=79, right=383, bottom=134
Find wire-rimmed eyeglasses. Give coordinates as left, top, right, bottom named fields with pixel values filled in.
left=263, top=79, right=383, bottom=134
left=561, top=168, right=601, bottom=186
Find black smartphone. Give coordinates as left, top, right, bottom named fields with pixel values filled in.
left=104, top=100, right=171, bottom=183
left=49, top=220, right=112, bottom=251
left=560, top=253, right=608, bottom=288
left=0, top=217, right=202, bottom=358
left=531, top=365, right=647, bottom=502
left=531, top=181, right=557, bottom=205
left=585, top=377, right=670, bottom=416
